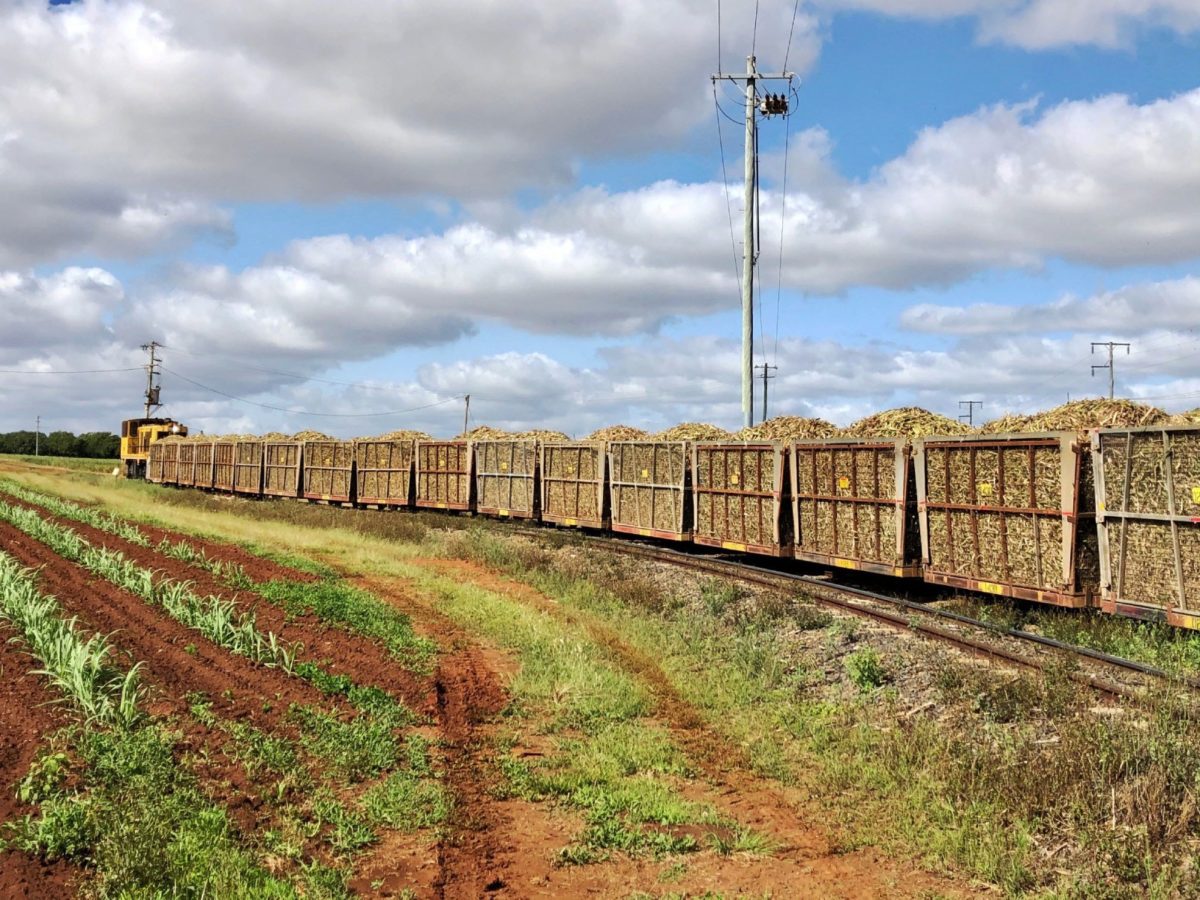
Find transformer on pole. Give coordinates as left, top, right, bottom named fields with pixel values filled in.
left=711, top=57, right=794, bottom=429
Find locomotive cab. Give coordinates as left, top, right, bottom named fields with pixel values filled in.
left=120, top=418, right=188, bottom=478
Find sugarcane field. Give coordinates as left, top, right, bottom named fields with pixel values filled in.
left=3, top=2, right=1200, bottom=898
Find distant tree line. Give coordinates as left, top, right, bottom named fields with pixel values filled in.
left=0, top=431, right=121, bottom=459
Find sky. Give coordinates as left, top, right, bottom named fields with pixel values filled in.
left=2, top=0, right=1199, bottom=438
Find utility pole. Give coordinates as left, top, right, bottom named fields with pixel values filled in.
left=712, top=57, right=794, bottom=429
left=1091, top=341, right=1131, bottom=400
left=463, top=394, right=471, bottom=436
left=35, top=416, right=40, bottom=456
left=756, top=363, right=777, bottom=422
left=141, top=341, right=162, bottom=418
left=958, top=400, right=982, bottom=427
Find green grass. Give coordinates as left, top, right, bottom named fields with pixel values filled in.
left=429, top=527, right=1200, bottom=896
left=3, top=725, right=293, bottom=897
left=1, top=453, right=118, bottom=474
left=258, top=579, right=436, bottom=671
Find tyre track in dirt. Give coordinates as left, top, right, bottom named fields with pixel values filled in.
left=0, top=624, right=79, bottom=899
left=400, top=557, right=980, bottom=898
left=5, top=497, right=431, bottom=714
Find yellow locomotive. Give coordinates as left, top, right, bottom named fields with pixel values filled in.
left=119, top=417, right=187, bottom=479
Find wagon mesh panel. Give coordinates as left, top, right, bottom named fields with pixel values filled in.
left=694, top=444, right=782, bottom=549
left=160, top=442, right=180, bottom=485
left=355, top=440, right=414, bottom=506
left=302, top=441, right=354, bottom=500
left=192, top=443, right=215, bottom=488
left=609, top=442, right=688, bottom=535
left=176, top=444, right=196, bottom=487
left=147, top=443, right=165, bottom=483
left=233, top=441, right=263, bottom=494
left=416, top=442, right=471, bottom=507
left=793, top=441, right=908, bottom=568
left=213, top=442, right=236, bottom=491
left=475, top=440, right=538, bottom=516
left=922, top=436, right=1094, bottom=597
left=1098, top=428, right=1200, bottom=613
left=264, top=443, right=302, bottom=496
left=542, top=442, right=605, bottom=525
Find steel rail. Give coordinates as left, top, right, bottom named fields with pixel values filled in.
left=515, top=526, right=1182, bottom=702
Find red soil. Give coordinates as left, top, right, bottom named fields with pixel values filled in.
left=0, top=520, right=325, bottom=731
left=6, top=497, right=430, bottom=713
left=0, top=625, right=79, bottom=899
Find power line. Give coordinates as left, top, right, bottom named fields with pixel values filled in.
left=161, top=367, right=462, bottom=418
left=712, top=86, right=744, bottom=301
left=782, top=0, right=802, bottom=71
left=958, top=400, right=983, bottom=426
left=771, top=84, right=796, bottom=364
left=751, top=0, right=759, bottom=57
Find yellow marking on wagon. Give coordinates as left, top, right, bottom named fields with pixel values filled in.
left=978, top=581, right=1004, bottom=595
left=978, top=482, right=993, bottom=497
left=833, top=557, right=858, bottom=570
left=563, top=517, right=578, bottom=526
left=837, top=476, right=850, bottom=490
left=722, top=541, right=747, bottom=552
left=498, top=509, right=510, bottom=517
left=1192, top=486, right=1200, bottom=504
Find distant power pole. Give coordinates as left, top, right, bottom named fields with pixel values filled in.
left=756, top=363, right=777, bottom=422
left=1091, top=341, right=1131, bottom=400
left=712, top=57, right=795, bottom=429
left=35, top=416, right=40, bottom=456
left=958, top=400, right=982, bottom=427
left=463, top=394, right=471, bottom=436
left=141, top=341, right=163, bottom=418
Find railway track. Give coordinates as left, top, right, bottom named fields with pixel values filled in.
left=513, top=525, right=1189, bottom=704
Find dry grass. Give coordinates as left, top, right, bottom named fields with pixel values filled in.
left=980, top=399, right=1168, bottom=433
left=735, top=416, right=837, bottom=441
left=842, top=407, right=969, bottom=439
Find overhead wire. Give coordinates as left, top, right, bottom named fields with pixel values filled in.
left=782, top=0, right=802, bottom=71
left=771, top=82, right=796, bottom=365
left=161, top=367, right=462, bottom=418
left=712, top=85, right=744, bottom=303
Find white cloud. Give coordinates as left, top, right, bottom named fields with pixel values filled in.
left=902, top=277, right=1200, bottom=336
left=0, top=0, right=817, bottom=265
left=817, top=0, right=1200, bottom=49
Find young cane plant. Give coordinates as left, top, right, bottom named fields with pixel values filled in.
left=0, top=500, right=296, bottom=671
left=0, top=552, right=143, bottom=728
left=0, top=480, right=151, bottom=547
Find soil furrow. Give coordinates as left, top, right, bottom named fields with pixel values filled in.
left=0, top=624, right=79, bottom=899
left=0, top=521, right=323, bottom=731
left=7, top=497, right=430, bottom=711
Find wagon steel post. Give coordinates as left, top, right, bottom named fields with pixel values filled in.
left=1162, top=430, right=1187, bottom=611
